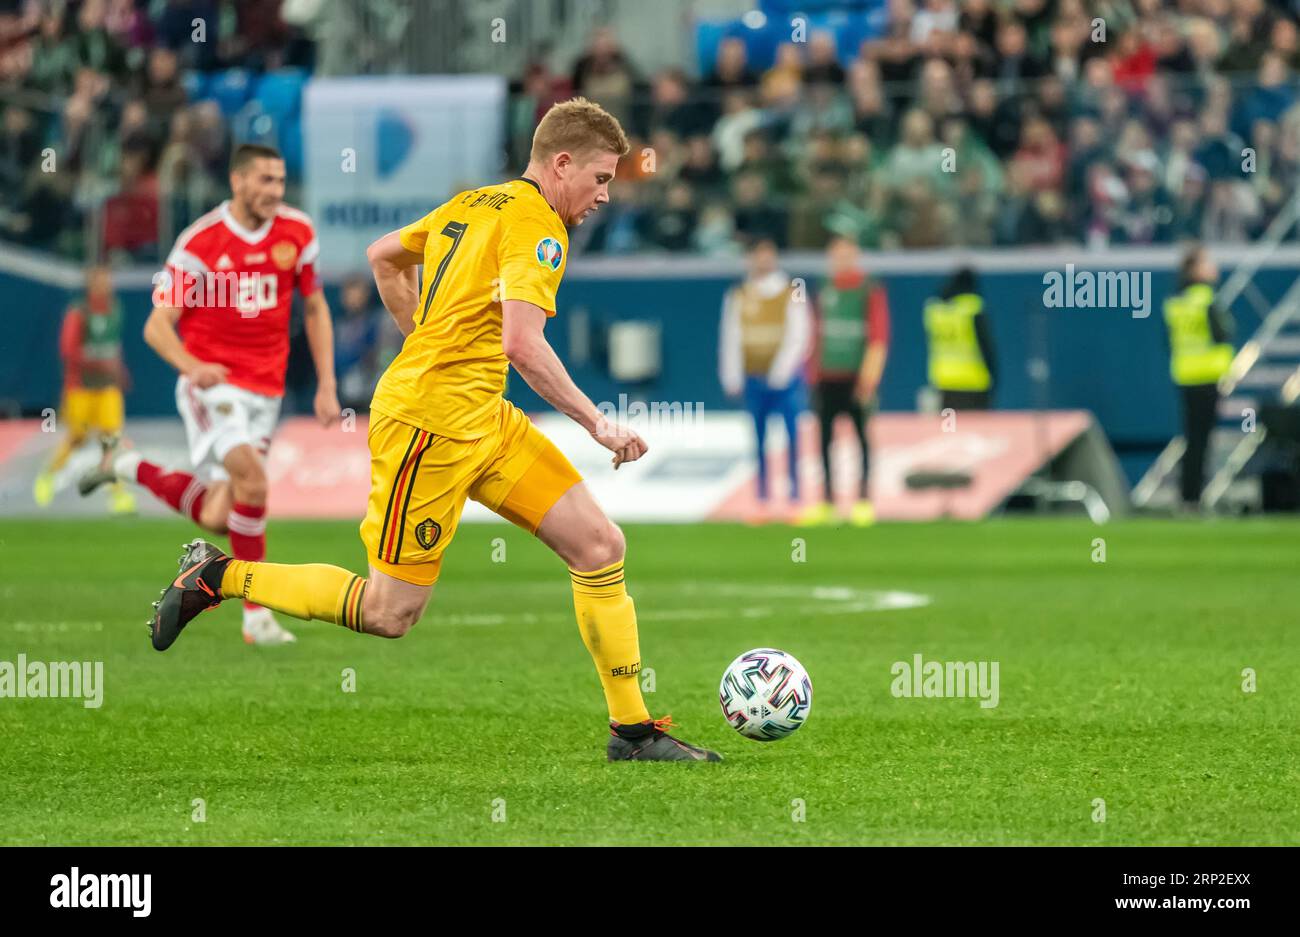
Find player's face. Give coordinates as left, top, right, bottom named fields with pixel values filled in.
left=560, top=150, right=619, bottom=226
left=748, top=243, right=778, bottom=277
left=232, top=157, right=287, bottom=225
left=87, top=267, right=112, bottom=298
left=1196, top=252, right=1219, bottom=283
left=828, top=239, right=859, bottom=276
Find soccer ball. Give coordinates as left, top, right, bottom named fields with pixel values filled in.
left=719, top=648, right=813, bottom=741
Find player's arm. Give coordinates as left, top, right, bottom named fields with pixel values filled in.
left=857, top=286, right=890, bottom=403
left=143, top=304, right=228, bottom=388
left=502, top=300, right=647, bottom=469
left=719, top=289, right=743, bottom=398
left=366, top=230, right=423, bottom=337
left=59, top=307, right=83, bottom=370
left=302, top=289, right=340, bottom=426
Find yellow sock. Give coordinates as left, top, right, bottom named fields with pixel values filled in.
left=221, top=561, right=367, bottom=632
left=570, top=560, right=651, bottom=726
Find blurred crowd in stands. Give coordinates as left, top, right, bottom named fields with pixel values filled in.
left=0, top=0, right=318, bottom=261
left=514, top=0, right=1300, bottom=254
left=2, top=0, right=1299, bottom=266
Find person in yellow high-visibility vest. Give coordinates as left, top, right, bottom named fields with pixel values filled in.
left=1164, top=245, right=1235, bottom=508
left=924, top=267, right=996, bottom=412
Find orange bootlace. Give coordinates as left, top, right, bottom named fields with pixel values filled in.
left=652, top=715, right=677, bottom=733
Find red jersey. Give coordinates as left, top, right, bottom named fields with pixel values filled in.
left=163, top=200, right=319, bottom=396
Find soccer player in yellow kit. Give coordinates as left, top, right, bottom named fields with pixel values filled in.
left=147, top=98, right=721, bottom=762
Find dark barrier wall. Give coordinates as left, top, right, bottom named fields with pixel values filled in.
left=2, top=265, right=1293, bottom=484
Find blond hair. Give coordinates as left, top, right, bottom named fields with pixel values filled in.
left=530, top=97, right=630, bottom=163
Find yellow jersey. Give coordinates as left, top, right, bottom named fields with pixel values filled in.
left=370, top=177, right=569, bottom=439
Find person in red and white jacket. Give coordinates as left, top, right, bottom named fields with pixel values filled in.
left=80, top=143, right=340, bottom=645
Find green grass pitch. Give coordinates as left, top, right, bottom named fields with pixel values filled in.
left=1, top=516, right=1296, bottom=845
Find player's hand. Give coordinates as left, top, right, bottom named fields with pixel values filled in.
left=592, top=419, right=647, bottom=470
left=314, top=383, right=341, bottom=427
left=854, top=377, right=878, bottom=406
left=186, top=361, right=229, bottom=389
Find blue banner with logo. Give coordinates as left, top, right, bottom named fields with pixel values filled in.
left=302, top=75, right=506, bottom=272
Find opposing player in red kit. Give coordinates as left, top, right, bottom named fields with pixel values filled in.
left=80, top=143, right=340, bottom=645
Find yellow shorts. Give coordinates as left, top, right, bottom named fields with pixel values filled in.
left=360, top=400, right=583, bottom=585
left=62, top=387, right=124, bottom=437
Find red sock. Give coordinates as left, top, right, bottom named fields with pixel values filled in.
left=227, top=502, right=267, bottom=612
left=136, top=461, right=206, bottom=523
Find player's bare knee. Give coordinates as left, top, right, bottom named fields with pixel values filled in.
left=230, top=467, right=267, bottom=505
left=573, top=520, right=625, bottom=571
left=603, top=521, right=626, bottom=565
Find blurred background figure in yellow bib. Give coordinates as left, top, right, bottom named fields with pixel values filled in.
left=34, top=265, right=135, bottom=515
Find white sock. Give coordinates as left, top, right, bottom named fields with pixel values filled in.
left=113, top=450, right=143, bottom=483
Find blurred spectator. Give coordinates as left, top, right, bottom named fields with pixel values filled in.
left=912, top=0, right=958, bottom=47
left=705, top=37, right=757, bottom=92
left=731, top=171, right=787, bottom=248
left=788, top=167, right=844, bottom=249
left=140, top=47, right=187, bottom=127
left=102, top=147, right=158, bottom=261
left=335, top=275, right=384, bottom=410
left=644, top=68, right=713, bottom=139
left=155, top=0, right=219, bottom=70
left=1233, top=52, right=1296, bottom=139
left=804, top=31, right=845, bottom=87
left=847, top=59, right=892, bottom=141
left=0, top=105, right=39, bottom=192
left=736, top=130, right=797, bottom=199
left=882, top=109, right=947, bottom=191
left=967, top=78, right=1021, bottom=158
left=678, top=134, right=726, bottom=199
left=106, top=0, right=155, bottom=53
left=638, top=180, right=697, bottom=252
left=28, top=6, right=80, bottom=95
left=510, top=59, right=573, bottom=166
left=788, top=81, right=855, bottom=139
left=225, top=0, right=292, bottom=71
left=986, top=20, right=1047, bottom=90
left=693, top=200, right=738, bottom=256
left=1011, top=117, right=1067, bottom=194
left=711, top=90, right=763, bottom=171
left=74, top=0, right=128, bottom=79
left=570, top=26, right=638, bottom=131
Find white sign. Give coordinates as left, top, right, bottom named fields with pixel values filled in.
left=303, top=75, right=506, bottom=271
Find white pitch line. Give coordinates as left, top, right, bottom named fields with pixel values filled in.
left=435, top=583, right=931, bottom=628
left=8, top=621, right=105, bottom=632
